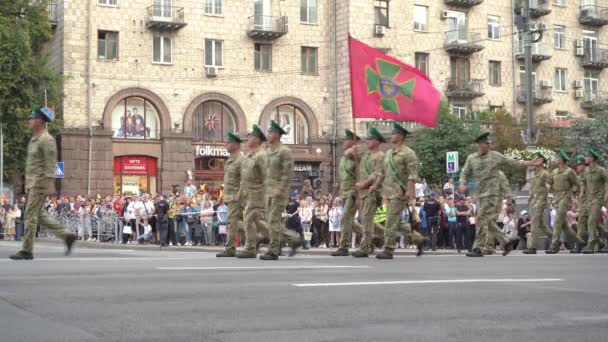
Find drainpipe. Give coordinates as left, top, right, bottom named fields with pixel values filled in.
left=331, top=0, right=338, bottom=190
left=511, top=0, right=518, bottom=117
left=86, top=0, right=93, bottom=195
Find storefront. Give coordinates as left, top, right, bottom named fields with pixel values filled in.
left=113, top=156, right=157, bottom=195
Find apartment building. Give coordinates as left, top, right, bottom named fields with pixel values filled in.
left=45, top=0, right=607, bottom=195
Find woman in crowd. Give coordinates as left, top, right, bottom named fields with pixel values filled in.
left=4, top=206, right=18, bottom=241
left=300, top=196, right=314, bottom=249
left=200, top=199, right=214, bottom=246
left=313, top=197, right=329, bottom=248
left=300, top=180, right=313, bottom=199
left=328, top=197, right=343, bottom=248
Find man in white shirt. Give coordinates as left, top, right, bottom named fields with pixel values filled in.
left=133, top=193, right=155, bottom=236
left=443, top=178, right=455, bottom=197
left=183, top=180, right=197, bottom=198
left=415, top=178, right=425, bottom=199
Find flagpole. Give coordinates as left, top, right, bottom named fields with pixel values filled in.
left=1, top=123, right=3, bottom=204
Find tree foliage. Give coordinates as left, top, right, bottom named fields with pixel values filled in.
left=0, top=0, right=62, bottom=181
left=563, top=110, right=608, bottom=168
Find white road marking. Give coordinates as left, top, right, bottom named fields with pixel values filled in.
left=157, top=266, right=371, bottom=271
left=292, top=278, right=563, bottom=287
left=0, top=257, right=197, bottom=262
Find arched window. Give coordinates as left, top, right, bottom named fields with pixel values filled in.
left=193, top=101, right=236, bottom=142
left=262, top=105, right=309, bottom=144
left=111, top=97, right=160, bottom=139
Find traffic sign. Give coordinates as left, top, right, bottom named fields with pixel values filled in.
left=446, top=151, right=459, bottom=173
left=55, top=162, right=64, bottom=178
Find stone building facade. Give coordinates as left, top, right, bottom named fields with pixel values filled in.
left=46, top=0, right=607, bottom=196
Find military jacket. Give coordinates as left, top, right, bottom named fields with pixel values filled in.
left=549, top=166, right=579, bottom=203
left=529, top=169, right=550, bottom=209
left=498, top=171, right=512, bottom=199
left=265, top=144, right=293, bottom=199
left=460, top=151, right=521, bottom=199
left=241, top=148, right=267, bottom=206
left=359, top=150, right=384, bottom=197
left=223, top=152, right=244, bottom=202
left=383, top=145, right=418, bottom=199
left=339, top=149, right=358, bottom=197
left=584, top=164, right=608, bottom=205
left=26, top=131, right=58, bottom=190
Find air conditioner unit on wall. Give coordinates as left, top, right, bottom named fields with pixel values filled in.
left=575, top=89, right=584, bottom=98
left=537, top=23, right=547, bottom=31
left=574, top=80, right=583, bottom=89
left=374, top=25, right=385, bottom=36
left=206, top=66, right=218, bottom=77
left=540, top=80, right=551, bottom=88
left=441, top=10, right=450, bottom=19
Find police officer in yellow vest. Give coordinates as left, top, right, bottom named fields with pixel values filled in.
left=217, top=132, right=245, bottom=257
left=10, top=105, right=76, bottom=260
left=376, top=123, right=425, bottom=259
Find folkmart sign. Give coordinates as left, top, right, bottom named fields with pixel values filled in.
left=194, top=145, right=229, bottom=157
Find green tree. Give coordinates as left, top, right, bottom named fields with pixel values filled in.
left=0, top=0, right=62, bottom=182
left=563, top=110, right=608, bottom=168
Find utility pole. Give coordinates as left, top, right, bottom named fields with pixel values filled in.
left=0, top=124, right=3, bottom=203
left=523, top=0, right=536, bottom=147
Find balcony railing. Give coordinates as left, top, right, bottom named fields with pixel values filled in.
left=145, top=5, right=186, bottom=30
left=516, top=84, right=553, bottom=104
left=247, top=15, right=288, bottom=40
left=444, top=0, right=484, bottom=7
left=579, top=4, right=608, bottom=26
left=445, top=78, right=485, bottom=99
left=48, top=0, right=58, bottom=28
left=514, top=0, right=551, bottom=18
left=581, top=48, right=608, bottom=69
left=444, top=31, right=484, bottom=55
left=515, top=42, right=552, bottom=62
left=362, top=120, right=426, bottom=135
left=581, top=91, right=608, bottom=110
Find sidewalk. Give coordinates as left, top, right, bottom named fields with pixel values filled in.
left=34, top=238, right=463, bottom=256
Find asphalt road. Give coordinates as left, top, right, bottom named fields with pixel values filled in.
left=0, top=241, right=607, bottom=342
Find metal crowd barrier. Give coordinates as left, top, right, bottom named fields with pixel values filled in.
left=51, top=211, right=120, bottom=243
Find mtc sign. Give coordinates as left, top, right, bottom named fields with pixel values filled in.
left=446, top=151, right=459, bottom=174
left=194, top=145, right=229, bottom=157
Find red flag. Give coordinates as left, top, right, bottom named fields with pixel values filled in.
left=349, top=36, right=441, bottom=128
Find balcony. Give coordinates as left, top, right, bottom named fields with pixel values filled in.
left=580, top=5, right=608, bottom=26
left=516, top=84, right=553, bottom=105
left=581, top=48, right=608, bottom=69
left=247, top=15, right=288, bottom=41
left=444, top=0, right=484, bottom=8
left=145, top=5, right=186, bottom=31
left=445, top=79, right=485, bottom=99
left=444, top=31, right=484, bottom=55
left=515, top=42, right=551, bottom=62
left=514, top=0, right=551, bottom=18
left=48, top=0, right=57, bottom=28
left=580, top=92, right=608, bottom=110
left=362, top=120, right=425, bottom=135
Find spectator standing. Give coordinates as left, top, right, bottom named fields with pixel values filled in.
left=517, top=210, right=531, bottom=250
left=183, top=179, right=197, bottom=198
left=415, top=178, right=425, bottom=199
left=200, top=200, right=214, bottom=245
left=182, top=198, right=200, bottom=245
left=134, top=193, right=155, bottom=237
left=465, top=197, right=477, bottom=251
left=156, top=195, right=170, bottom=246
left=300, top=180, right=314, bottom=199
left=4, top=206, right=18, bottom=240
left=15, top=197, right=26, bottom=241
left=455, top=196, right=470, bottom=253
left=445, top=198, right=459, bottom=251
left=328, top=197, right=343, bottom=247
left=216, top=199, right=228, bottom=246
left=443, top=178, right=455, bottom=197
left=300, top=196, right=314, bottom=249
left=286, top=192, right=303, bottom=242
left=423, top=192, right=442, bottom=251
left=313, top=197, right=329, bottom=248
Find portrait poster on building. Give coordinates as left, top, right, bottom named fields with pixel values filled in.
left=111, top=98, right=159, bottom=139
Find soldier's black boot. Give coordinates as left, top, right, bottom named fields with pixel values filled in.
left=331, top=248, right=349, bottom=256
left=65, top=233, right=76, bottom=256
left=522, top=248, right=537, bottom=255
left=570, top=242, right=583, bottom=254
left=288, top=239, right=303, bottom=257
left=9, top=251, right=34, bottom=260
left=259, top=253, right=279, bottom=261
left=416, top=239, right=426, bottom=257
left=375, top=248, right=394, bottom=260
left=502, top=239, right=516, bottom=256
left=545, top=245, right=560, bottom=254
left=216, top=250, right=236, bottom=257
left=466, top=249, right=484, bottom=257
left=351, top=250, right=369, bottom=258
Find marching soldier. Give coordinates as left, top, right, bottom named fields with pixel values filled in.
left=217, top=132, right=245, bottom=257
left=259, top=120, right=302, bottom=260
left=235, top=125, right=267, bottom=258
left=10, top=105, right=76, bottom=260
left=581, top=149, right=608, bottom=254
left=479, top=170, right=511, bottom=255
left=376, top=123, right=425, bottom=259
left=545, top=150, right=585, bottom=254
left=523, top=152, right=553, bottom=254
left=572, top=154, right=588, bottom=254
left=332, top=129, right=361, bottom=256
left=351, top=127, right=385, bottom=258
left=459, top=132, right=540, bottom=257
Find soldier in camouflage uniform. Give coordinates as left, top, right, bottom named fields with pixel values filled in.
left=460, top=132, right=540, bottom=257
left=376, top=123, right=425, bottom=259
left=546, top=150, right=585, bottom=254
left=478, top=170, right=511, bottom=255
left=524, top=152, right=553, bottom=254
left=581, top=149, right=608, bottom=254
left=259, top=120, right=302, bottom=260
left=217, top=132, right=245, bottom=257
left=235, top=125, right=267, bottom=258
left=332, top=129, right=361, bottom=256
left=351, top=127, right=385, bottom=258
left=571, top=155, right=589, bottom=254
left=10, top=105, right=76, bottom=260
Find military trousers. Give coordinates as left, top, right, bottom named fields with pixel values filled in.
left=528, top=205, right=553, bottom=249
left=551, top=195, right=582, bottom=248
left=242, top=202, right=265, bottom=253
left=224, top=200, right=244, bottom=253
left=355, top=193, right=381, bottom=254
left=576, top=205, right=589, bottom=244
left=338, top=193, right=359, bottom=250
left=472, top=196, right=511, bottom=252
left=586, top=202, right=604, bottom=250
left=157, top=214, right=170, bottom=244
left=22, top=189, right=71, bottom=253
left=265, top=196, right=300, bottom=256
left=384, top=198, right=424, bottom=250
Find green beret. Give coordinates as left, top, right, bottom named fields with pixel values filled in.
left=575, top=154, right=586, bottom=165
left=226, top=131, right=243, bottom=144
left=367, top=126, right=386, bottom=143
left=268, top=120, right=287, bottom=135
left=535, top=152, right=546, bottom=161
left=248, top=124, right=267, bottom=141
left=392, top=122, right=409, bottom=136
left=344, top=129, right=360, bottom=141
left=559, top=149, right=570, bottom=162
left=474, top=132, right=491, bottom=144
left=588, top=148, right=601, bottom=160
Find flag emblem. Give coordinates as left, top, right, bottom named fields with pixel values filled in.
left=366, top=60, right=415, bottom=114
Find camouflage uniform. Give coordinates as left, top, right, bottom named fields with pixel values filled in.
left=239, top=148, right=267, bottom=254
left=222, top=151, right=244, bottom=255
left=460, top=151, right=522, bottom=253
left=527, top=168, right=553, bottom=249
left=337, top=149, right=360, bottom=251
left=22, top=132, right=72, bottom=254
left=479, top=170, right=511, bottom=253
left=548, top=165, right=583, bottom=250
left=582, top=164, right=608, bottom=251
left=354, top=149, right=384, bottom=254
left=576, top=169, right=590, bottom=246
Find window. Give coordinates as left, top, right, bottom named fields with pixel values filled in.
left=254, top=44, right=272, bottom=71
left=487, top=16, right=500, bottom=40
left=193, top=101, right=236, bottom=142
left=301, top=47, right=318, bottom=74
left=554, top=25, right=565, bottom=49
left=98, top=31, right=118, bottom=60
left=111, top=97, right=160, bottom=139
left=98, top=0, right=118, bottom=6
left=555, top=68, right=567, bottom=92
left=205, top=39, right=223, bottom=67
left=414, top=52, right=429, bottom=75
left=204, top=0, right=223, bottom=16
left=555, top=111, right=569, bottom=119
left=452, top=105, right=467, bottom=120
left=262, top=105, right=309, bottom=144
left=374, top=0, right=389, bottom=27
left=153, top=35, right=171, bottom=64
left=584, top=70, right=599, bottom=100
left=489, top=105, right=503, bottom=112
left=300, top=0, right=318, bottom=24
left=413, top=5, right=428, bottom=31
left=489, top=61, right=501, bottom=86
left=450, top=57, right=470, bottom=84
left=553, top=0, right=566, bottom=6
